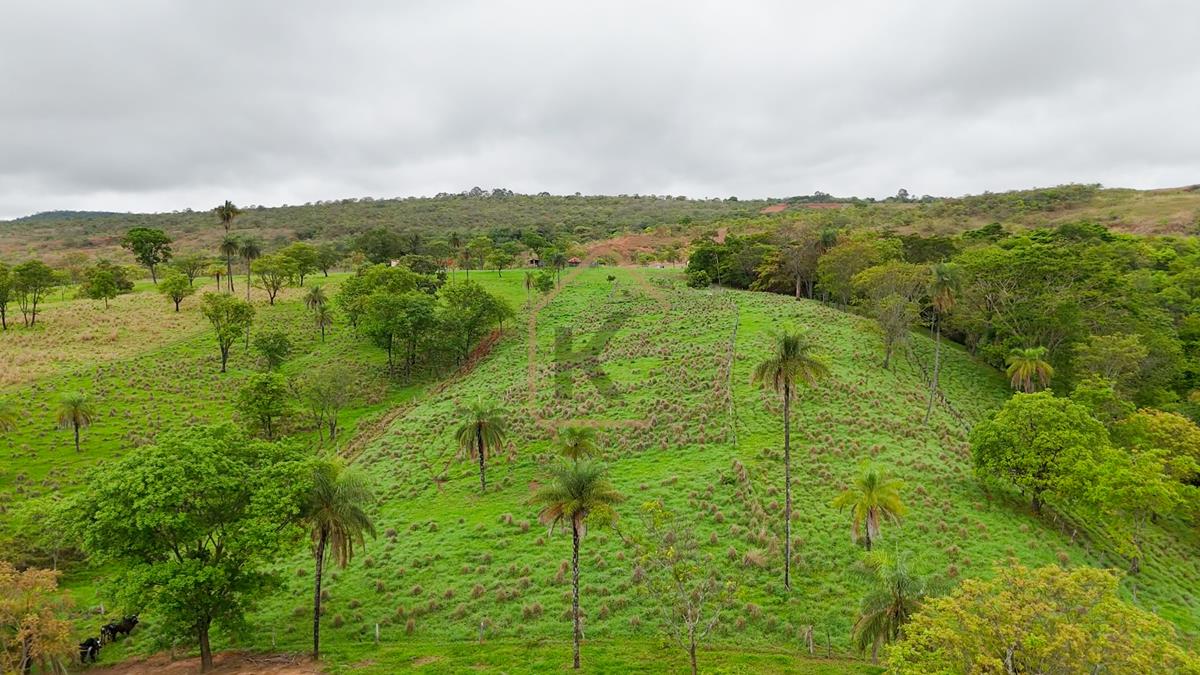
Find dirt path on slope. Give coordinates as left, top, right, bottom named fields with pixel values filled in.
left=85, top=651, right=317, bottom=675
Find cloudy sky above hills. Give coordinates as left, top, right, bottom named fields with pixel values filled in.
left=1, top=0, right=1197, bottom=218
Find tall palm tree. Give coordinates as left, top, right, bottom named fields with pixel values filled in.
left=0, top=399, right=17, bottom=433
left=750, top=329, right=829, bottom=590
left=449, top=231, right=463, bottom=277
left=924, top=263, right=960, bottom=423
left=454, top=400, right=508, bottom=492
left=555, top=425, right=599, bottom=460
left=214, top=199, right=241, bottom=233
left=1006, top=346, right=1054, bottom=393
left=851, top=550, right=937, bottom=664
left=530, top=460, right=623, bottom=670
left=832, top=465, right=906, bottom=550
left=300, top=458, right=376, bottom=661
left=239, top=239, right=262, bottom=301
left=219, top=235, right=241, bottom=294
left=56, top=391, right=95, bottom=452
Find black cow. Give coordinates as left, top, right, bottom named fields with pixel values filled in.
left=100, top=615, right=138, bottom=644
left=79, top=637, right=101, bottom=663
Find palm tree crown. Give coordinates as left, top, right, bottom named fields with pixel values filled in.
left=56, top=391, right=95, bottom=452
left=751, top=330, right=830, bottom=394
left=851, top=549, right=939, bottom=663
left=832, top=464, right=906, bottom=550
left=1006, top=346, right=1054, bottom=393
left=531, top=459, right=623, bottom=537
left=305, top=285, right=328, bottom=311
left=454, top=400, right=508, bottom=491
left=555, top=425, right=599, bottom=460
left=214, top=200, right=241, bottom=231
left=928, top=262, right=960, bottom=315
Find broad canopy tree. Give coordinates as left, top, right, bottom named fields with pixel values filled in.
left=201, top=293, right=256, bottom=372
left=121, top=227, right=173, bottom=283
left=67, top=425, right=314, bottom=673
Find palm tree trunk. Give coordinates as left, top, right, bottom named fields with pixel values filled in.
left=924, top=316, right=941, bottom=424
left=246, top=265, right=252, bottom=301
left=476, top=427, right=487, bottom=492
left=783, top=382, right=792, bottom=591
left=313, top=531, right=327, bottom=660
left=74, top=423, right=80, bottom=452
left=571, top=519, right=582, bottom=669
left=226, top=257, right=233, bottom=293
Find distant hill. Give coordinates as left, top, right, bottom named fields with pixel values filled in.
left=5, top=209, right=124, bottom=224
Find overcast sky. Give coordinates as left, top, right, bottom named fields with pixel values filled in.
left=1, top=1, right=1198, bottom=219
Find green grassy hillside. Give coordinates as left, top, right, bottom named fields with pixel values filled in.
left=87, top=266, right=1185, bottom=672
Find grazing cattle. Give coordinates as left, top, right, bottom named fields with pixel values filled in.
left=100, top=615, right=139, bottom=644
left=79, top=637, right=101, bottom=663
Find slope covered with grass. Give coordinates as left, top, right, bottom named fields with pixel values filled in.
left=145, top=266, right=1194, bottom=673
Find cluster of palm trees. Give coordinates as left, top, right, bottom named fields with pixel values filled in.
left=305, top=286, right=333, bottom=341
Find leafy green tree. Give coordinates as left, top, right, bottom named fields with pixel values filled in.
left=466, top=235, right=493, bottom=271
left=850, top=550, right=939, bottom=663
left=314, top=244, right=340, bottom=277
left=1087, top=448, right=1191, bottom=573
left=12, top=260, right=58, bottom=326
left=82, top=265, right=120, bottom=309
left=454, top=400, right=508, bottom=492
left=253, top=330, right=293, bottom=371
left=68, top=425, right=312, bottom=673
left=750, top=329, right=829, bottom=590
left=170, top=252, right=209, bottom=286
left=251, top=253, right=296, bottom=305
left=239, top=239, right=262, bottom=300
left=301, top=458, right=376, bottom=661
left=200, top=293, right=255, bottom=372
left=236, top=372, right=291, bottom=438
left=486, top=250, right=515, bottom=277
left=633, top=500, right=735, bottom=675
left=887, top=565, right=1200, bottom=673
left=556, top=425, right=599, bottom=460
left=832, top=465, right=906, bottom=550
left=533, top=270, right=556, bottom=295
left=1069, top=376, right=1134, bottom=427
left=531, top=460, right=623, bottom=670
left=438, top=280, right=513, bottom=363
left=214, top=199, right=241, bottom=233
left=1112, top=408, right=1200, bottom=483
left=56, top=391, right=95, bottom=452
left=121, top=227, right=173, bottom=283
left=925, top=262, right=960, bottom=423
left=1005, top=346, right=1054, bottom=393
left=0, top=262, right=11, bottom=329
left=816, top=235, right=901, bottom=305
left=219, top=235, right=241, bottom=293
left=280, top=242, right=319, bottom=286
left=970, top=392, right=1108, bottom=512
left=159, top=271, right=195, bottom=311
left=295, top=366, right=355, bottom=441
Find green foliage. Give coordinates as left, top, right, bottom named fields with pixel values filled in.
left=236, top=372, right=291, bottom=438
left=251, top=253, right=296, bottom=304
left=253, top=330, right=293, bottom=370
left=158, top=271, right=195, bottom=311
left=0, top=561, right=76, bottom=674
left=685, top=268, right=711, bottom=288
left=56, top=391, right=95, bottom=452
left=970, top=392, right=1109, bottom=510
left=200, top=293, right=255, bottom=372
left=454, top=399, right=508, bottom=491
left=12, top=259, right=59, bottom=326
left=849, top=550, right=940, bottom=663
left=66, top=425, right=313, bottom=671
left=169, top=252, right=209, bottom=286
left=120, top=227, right=173, bottom=282
left=1111, top=408, right=1200, bottom=483
left=887, top=565, right=1200, bottom=673
left=1004, top=346, right=1054, bottom=393
left=555, top=425, right=599, bottom=460
left=280, top=242, right=319, bottom=286
left=831, top=465, right=906, bottom=551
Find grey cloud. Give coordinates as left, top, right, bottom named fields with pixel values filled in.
left=1, top=0, right=1199, bottom=218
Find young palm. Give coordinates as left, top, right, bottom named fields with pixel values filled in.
left=56, top=391, right=95, bottom=452
left=305, top=285, right=328, bottom=311
left=924, top=263, right=960, bottom=423
left=0, top=399, right=17, bottom=433
left=1006, top=346, right=1054, bottom=393
left=239, top=239, right=262, bottom=301
left=832, top=465, right=906, bottom=550
left=530, top=460, right=623, bottom=669
left=555, top=425, right=599, bottom=460
left=851, top=550, right=938, bottom=664
left=219, top=235, right=241, bottom=294
left=313, top=304, right=334, bottom=341
left=750, top=329, right=829, bottom=590
left=454, top=400, right=508, bottom=492
left=300, top=458, right=375, bottom=661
